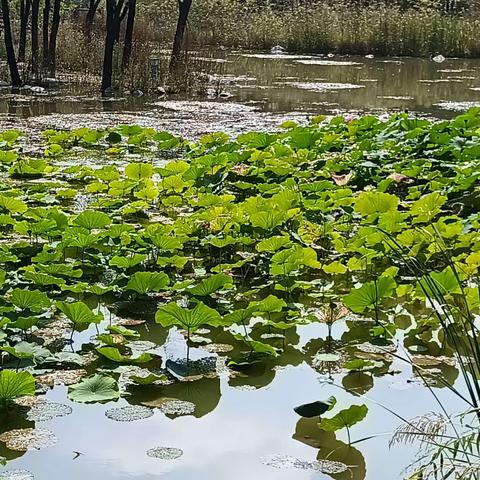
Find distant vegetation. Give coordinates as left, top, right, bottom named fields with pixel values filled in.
left=1, top=0, right=480, bottom=93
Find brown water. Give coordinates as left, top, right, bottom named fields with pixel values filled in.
left=0, top=51, right=475, bottom=480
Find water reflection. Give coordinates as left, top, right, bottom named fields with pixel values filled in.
left=1, top=52, right=480, bottom=134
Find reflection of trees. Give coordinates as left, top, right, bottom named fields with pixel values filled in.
left=0, top=408, right=33, bottom=462
left=129, top=376, right=221, bottom=418
left=293, top=417, right=366, bottom=480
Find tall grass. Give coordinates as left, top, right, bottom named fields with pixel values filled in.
left=141, top=0, right=480, bottom=57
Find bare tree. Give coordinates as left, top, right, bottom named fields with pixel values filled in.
left=31, top=0, right=41, bottom=80
left=1, top=0, right=22, bottom=86
left=42, top=0, right=51, bottom=69
left=121, top=0, right=137, bottom=69
left=101, top=0, right=126, bottom=94
left=18, top=0, right=32, bottom=63
left=170, top=0, right=193, bottom=72
left=84, top=0, right=101, bottom=41
left=47, top=0, right=61, bottom=76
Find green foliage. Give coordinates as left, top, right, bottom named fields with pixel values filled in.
left=68, top=374, right=120, bottom=403
left=0, top=370, right=35, bottom=405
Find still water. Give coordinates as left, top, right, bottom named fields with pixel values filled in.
left=1, top=51, right=480, bottom=137
left=0, top=51, right=475, bottom=480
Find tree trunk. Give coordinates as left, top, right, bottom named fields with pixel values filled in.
left=169, top=0, right=193, bottom=72
left=1, top=0, right=22, bottom=86
left=42, top=0, right=51, bottom=70
left=47, top=0, right=61, bottom=76
left=101, top=0, right=118, bottom=94
left=84, top=0, right=101, bottom=41
left=121, top=0, right=136, bottom=70
left=31, top=0, right=41, bottom=80
left=18, top=0, right=32, bottom=63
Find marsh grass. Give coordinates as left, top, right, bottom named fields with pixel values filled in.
left=142, top=0, right=480, bottom=57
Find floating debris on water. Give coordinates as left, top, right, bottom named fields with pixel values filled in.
left=355, top=342, right=397, bottom=354
left=262, top=454, right=348, bottom=474
left=0, top=428, right=58, bottom=451
left=26, top=402, right=73, bottom=422
left=290, top=82, right=364, bottom=92
left=436, top=101, right=480, bottom=111
left=36, top=369, right=87, bottom=387
left=412, top=355, right=456, bottom=367
left=146, top=447, right=183, bottom=460
left=295, top=59, right=362, bottom=66
left=126, top=340, right=157, bottom=352
left=157, top=399, right=195, bottom=416
left=201, top=343, right=234, bottom=353
left=105, top=405, right=154, bottom=422
left=0, top=470, right=35, bottom=480
left=14, top=396, right=47, bottom=407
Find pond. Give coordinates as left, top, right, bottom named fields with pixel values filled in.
left=2, top=51, right=480, bottom=137
left=0, top=55, right=479, bottom=480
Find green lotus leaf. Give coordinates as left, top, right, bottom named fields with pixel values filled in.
left=125, top=162, right=154, bottom=180
left=68, top=374, right=120, bottom=403
left=223, top=307, right=256, bottom=326
left=0, top=194, right=28, bottom=214
left=416, top=266, right=462, bottom=298
left=109, top=253, right=147, bottom=269
left=354, top=191, right=398, bottom=219
left=344, top=277, right=397, bottom=313
left=107, top=325, right=141, bottom=338
left=126, top=271, right=170, bottom=294
left=23, top=271, right=66, bottom=286
left=11, top=316, right=39, bottom=331
left=96, top=346, right=153, bottom=364
left=410, top=192, right=447, bottom=223
left=256, top=235, right=292, bottom=253
left=1, top=341, right=50, bottom=363
left=319, top=404, right=368, bottom=432
left=0, top=370, right=35, bottom=403
left=155, top=301, right=222, bottom=332
left=9, top=289, right=51, bottom=312
left=130, top=373, right=168, bottom=385
left=57, top=301, right=103, bottom=324
left=188, top=273, right=233, bottom=296
left=323, top=261, right=347, bottom=275
left=74, top=211, right=111, bottom=230
left=250, top=295, right=287, bottom=313
left=233, top=333, right=279, bottom=357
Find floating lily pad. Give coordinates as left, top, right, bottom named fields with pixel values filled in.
left=262, top=454, right=348, bottom=474
left=0, top=428, right=57, bottom=451
left=146, top=447, right=183, bottom=460
left=26, top=402, right=72, bottom=421
left=157, top=399, right=195, bottom=416
left=105, top=405, right=153, bottom=422
left=0, top=470, right=34, bottom=480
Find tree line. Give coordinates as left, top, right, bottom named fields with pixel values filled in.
left=1, top=0, right=193, bottom=93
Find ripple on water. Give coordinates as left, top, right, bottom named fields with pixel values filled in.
left=0, top=470, right=35, bottom=480
left=146, top=447, right=183, bottom=460
left=105, top=405, right=154, bottom=422
left=0, top=428, right=57, bottom=451
left=26, top=402, right=73, bottom=421
left=262, top=454, right=348, bottom=474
